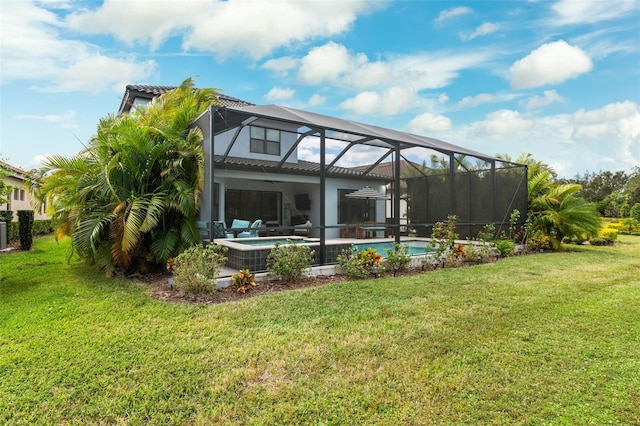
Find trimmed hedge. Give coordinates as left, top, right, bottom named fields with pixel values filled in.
left=17, top=210, right=34, bottom=250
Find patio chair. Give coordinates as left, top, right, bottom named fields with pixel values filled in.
left=227, top=219, right=250, bottom=238
left=237, top=219, right=263, bottom=238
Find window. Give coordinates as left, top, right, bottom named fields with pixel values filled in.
left=20, top=189, right=25, bottom=201
left=338, top=189, right=376, bottom=223
left=225, top=189, right=282, bottom=225
left=250, top=126, right=280, bottom=155
left=13, top=188, right=19, bottom=200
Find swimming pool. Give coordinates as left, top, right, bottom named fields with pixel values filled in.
left=232, top=237, right=313, bottom=246
left=352, top=240, right=436, bottom=257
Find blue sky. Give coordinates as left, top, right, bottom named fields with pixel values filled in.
left=1, top=0, right=639, bottom=178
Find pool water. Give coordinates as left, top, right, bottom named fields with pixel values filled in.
left=353, top=241, right=435, bottom=257
left=233, top=237, right=311, bottom=246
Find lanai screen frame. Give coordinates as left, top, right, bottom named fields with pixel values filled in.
left=206, top=104, right=527, bottom=265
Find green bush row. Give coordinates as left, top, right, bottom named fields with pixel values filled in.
left=2, top=219, right=53, bottom=243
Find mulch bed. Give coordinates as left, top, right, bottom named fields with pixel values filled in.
left=135, top=267, right=427, bottom=305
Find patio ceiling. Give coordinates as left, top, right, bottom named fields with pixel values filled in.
left=212, top=104, right=506, bottom=164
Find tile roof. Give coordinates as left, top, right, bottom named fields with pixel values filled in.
left=214, top=155, right=391, bottom=181
left=118, top=85, right=253, bottom=113
left=350, top=159, right=426, bottom=178
left=0, top=161, right=36, bottom=181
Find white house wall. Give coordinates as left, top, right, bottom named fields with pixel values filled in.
left=212, top=169, right=386, bottom=239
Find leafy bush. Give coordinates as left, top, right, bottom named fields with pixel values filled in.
left=385, top=243, right=411, bottom=272
left=0, top=210, right=13, bottom=223
left=494, top=239, right=515, bottom=257
left=231, top=269, right=258, bottom=293
left=589, top=238, right=609, bottom=246
left=17, top=210, right=34, bottom=250
left=32, top=220, right=53, bottom=236
left=266, top=242, right=315, bottom=283
left=464, top=244, right=494, bottom=263
left=337, top=247, right=384, bottom=279
left=526, top=232, right=553, bottom=251
left=430, top=215, right=459, bottom=258
left=630, top=203, right=640, bottom=221
left=477, top=223, right=497, bottom=242
left=598, top=228, right=618, bottom=243
left=169, top=243, right=227, bottom=293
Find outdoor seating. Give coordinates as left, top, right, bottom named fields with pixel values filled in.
left=293, top=220, right=312, bottom=236
left=227, top=219, right=250, bottom=238
left=237, top=219, right=263, bottom=238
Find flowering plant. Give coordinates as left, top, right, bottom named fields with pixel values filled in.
left=231, top=268, right=258, bottom=293
left=337, top=247, right=385, bottom=279
left=357, top=247, right=383, bottom=267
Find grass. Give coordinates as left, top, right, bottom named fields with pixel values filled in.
left=1, top=236, right=639, bottom=425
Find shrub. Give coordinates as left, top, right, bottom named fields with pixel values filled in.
left=266, top=242, right=315, bottom=283
left=630, top=203, right=640, bottom=221
left=598, top=228, right=618, bottom=243
left=337, top=247, right=384, bottom=279
left=464, top=244, right=494, bottom=263
left=231, top=269, right=258, bottom=293
left=589, top=238, right=609, bottom=246
left=477, top=223, right=497, bottom=242
left=385, top=243, right=411, bottom=272
left=17, top=210, right=34, bottom=250
left=526, top=232, right=553, bottom=251
left=430, top=215, right=459, bottom=258
left=169, top=243, right=228, bottom=293
left=0, top=210, right=13, bottom=223
left=32, top=220, right=53, bottom=236
left=494, top=239, right=515, bottom=257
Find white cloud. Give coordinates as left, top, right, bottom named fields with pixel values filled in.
left=438, top=93, right=449, bottom=104
left=1, top=1, right=156, bottom=92
left=456, top=92, right=520, bottom=109
left=526, top=90, right=564, bottom=110
left=13, top=110, right=79, bottom=129
left=296, top=42, right=490, bottom=91
left=571, top=101, right=640, bottom=140
left=477, top=109, right=534, bottom=135
left=66, top=0, right=382, bottom=59
left=552, top=0, right=639, bottom=25
left=434, top=6, right=472, bottom=25
left=261, top=56, right=299, bottom=76
left=265, top=87, right=295, bottom=101
left=51, top=55, right=156, bottom=93
left=436, top=101, right=639, bottom=177
left=339, top=87, right=417, bottom=116
left=508, top=40, right=593, bottom=89
left=298, top=42, right=359, bottom=85
left=308, top=94, right=326, bottom=106
left=460, top=22, right=500, bottom=41
left=407, top=112, right=452, bottom=132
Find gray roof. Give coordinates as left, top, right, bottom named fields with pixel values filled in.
left=214, top=156, right=390, bottom=181
left=213, top=104, right=503, bottom=162
left=118, top=85, right=253, bottom=114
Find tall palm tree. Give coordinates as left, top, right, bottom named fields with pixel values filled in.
left=36, top=78, right=219, bottom=274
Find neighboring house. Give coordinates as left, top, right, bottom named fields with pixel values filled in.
left=118, top=85, right=528, bottom=261
left=0, top=161, right=48, bottom=221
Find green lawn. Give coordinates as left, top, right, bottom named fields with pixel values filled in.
left=1, top=236, right=639, bottom=425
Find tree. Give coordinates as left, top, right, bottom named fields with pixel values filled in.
left=529, top=183, right=602, bottom=247
left=0, top=168, right=10, bottom=207
left=505, top=153, right=602, bottom=249
left=625, top=167, right=640, bottom=208
left=36, top=78, right=219, bottom=274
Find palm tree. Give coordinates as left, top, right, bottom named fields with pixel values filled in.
left=500, top=153, right=601, bottom=248
left=36, top=78, right=219, bottom=274
left=530, top=183, right=602, bottom=248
